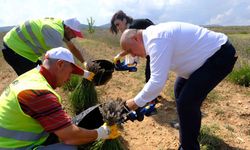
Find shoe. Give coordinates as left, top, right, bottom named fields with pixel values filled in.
left=170, top=120, right=180, bottom=129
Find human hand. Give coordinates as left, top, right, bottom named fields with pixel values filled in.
left=113, top=54, right=122, bottom=65
left=96, top=123, right=120, bottom=140
left=120, top=101, right=144, bottom=122
left=83, top=70, right=95, bottom=81
left=82, top=61, right=95, bottom=70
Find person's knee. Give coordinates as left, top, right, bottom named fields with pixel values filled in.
left=176, top=99, right=201, bottom=116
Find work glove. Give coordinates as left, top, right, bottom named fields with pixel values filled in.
left=120, top=102, right=144, bottom=122
left=96, top=123, right=121, bottom=140
left=82, top=61, right=95, bottom=70
left=83, top=70, right=95, bottom=81
left=113, top=54, right=122, bottom=65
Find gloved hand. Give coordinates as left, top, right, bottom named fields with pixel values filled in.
left=83, top=70, right=95, bottom=81
left=120, top=102, right=144, bottom=123
left=82, top=61, right=95, bottom=70
left=113, top=54, right=122, bottom=65
left=83, top=61, right=88, bottom=69
left=96, top=123, right=120, bottom=140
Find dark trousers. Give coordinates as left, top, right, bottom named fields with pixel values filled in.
left=145, top=55, right=151, bottom=83
left=174, top=41, right=237, bottom=150
left=2, top=43, right=42, bottom=76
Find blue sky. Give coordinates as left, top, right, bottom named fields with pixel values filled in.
left=0, top=0, right=250, bottom=27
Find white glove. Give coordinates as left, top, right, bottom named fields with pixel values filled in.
left=83, top=70, right=95, bottom=81
left=96, top=123, right=120, bottom=140
left=125, top=55, right=138, bottom=65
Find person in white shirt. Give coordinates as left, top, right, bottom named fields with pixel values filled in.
left=120, top=22, right=238, bottom=150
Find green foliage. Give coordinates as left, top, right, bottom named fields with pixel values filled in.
left=87, top=17, right=95, bottom=34
left=85, top=139, right=124, bottom=150
left=199, top=125, right=222, bottom=150
left=63, top=75, right=80, bottom=91
left=228, top=64, right=250, bottom=87
left=70, top=78, right=98, bottom=114
left=209, top=26, right=250, bottom=34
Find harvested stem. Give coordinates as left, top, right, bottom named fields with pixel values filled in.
left=70, top=61, right=101, bottom=115
left=87, top=139, right=124, bottom=150
left=71, top=79, right=98, bottom=115
left=88, top=98, right=125, bottom=150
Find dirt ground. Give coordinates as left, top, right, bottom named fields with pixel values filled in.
left=0, top=57, right=249, bottom=150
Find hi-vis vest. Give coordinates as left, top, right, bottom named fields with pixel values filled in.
left=3, top=18, right=64, bottom=62
left=0, top=68, right=61, bottom=149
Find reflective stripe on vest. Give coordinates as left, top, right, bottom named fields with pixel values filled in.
left=0, top=147, right=27, bottom=150
left=0, top=126, right=48, bottom=141
left=15, top=21, right=46, bottom=56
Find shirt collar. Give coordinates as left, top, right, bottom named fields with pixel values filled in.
left=39, top=65, right=57, bottom=89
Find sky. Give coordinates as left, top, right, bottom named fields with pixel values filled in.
left=0, top=0, right=250, bottom=27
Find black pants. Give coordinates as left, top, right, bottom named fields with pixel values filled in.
left=2, top=43, right=42, bottom=76
left=145, top=55, right=151, bottom=83
left=174, top=41, right=237, bottom=150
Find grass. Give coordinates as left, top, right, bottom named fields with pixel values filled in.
left=228, top=63, right=250, bottom=87
left=199, top=124, right=222, bottom=150
left=63, top=75, right=81, bottom=91
left=83, top=29, right=120, bottom=48
left=214, top=108, right=225, bottom=116
left=209, top=26, right=250, bottom=35
left=206, top=90, right=220, bottom=103
left=224, top=125, right=235, bottom=132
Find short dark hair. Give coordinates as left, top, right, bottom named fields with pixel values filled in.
left=110, top=10, right=133, bottom=34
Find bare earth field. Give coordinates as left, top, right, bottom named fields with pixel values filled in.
left=1, top=27, right=250, bottom=149
left=0, top=52, right=249, bottom=149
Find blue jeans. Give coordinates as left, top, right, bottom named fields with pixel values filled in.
left=174, top=41, right=237, bottom=150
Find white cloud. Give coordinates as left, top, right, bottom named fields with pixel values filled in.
left=0, top=0, right=250, bottom=26
left=207, top=2, right=250, bottom=26
left=208, top=9, right=233, bottom=25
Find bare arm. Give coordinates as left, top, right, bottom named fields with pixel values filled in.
left=54, top=124, right=98, bottom=145
left=65, top=41, right=84, bottom=63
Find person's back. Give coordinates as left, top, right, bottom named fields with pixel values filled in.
left=2, top=17, right=85, bottom=76
left=143, top=22, right=228, bottom=78
left=129, top=19, right=154, bottom=29
left=4, top=18, right=64, bottom=62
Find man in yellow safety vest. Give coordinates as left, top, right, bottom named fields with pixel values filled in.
left=2, top=17, right=85, bottom=75
left=0, top=47, right=120, bottom=149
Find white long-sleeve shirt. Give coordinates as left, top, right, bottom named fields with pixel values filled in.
left=134, top=22, right=228, bottom=107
